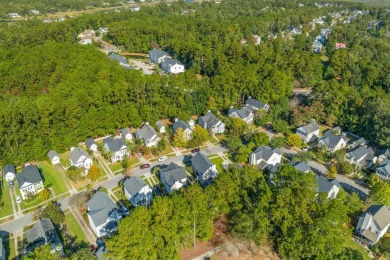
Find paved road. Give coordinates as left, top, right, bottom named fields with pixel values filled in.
left=0, top=214, right=33, bottom=233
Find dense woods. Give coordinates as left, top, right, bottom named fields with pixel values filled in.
left=0, top=0, right=389, bottom=165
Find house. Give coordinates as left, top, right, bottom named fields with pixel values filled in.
left=29, top=9, right=40, bottom=15
left=108, top=54, right=134, bottom=70
left=25, top=218, right=63, bottom=255
left=198, top=111, right=225, bottom=134
left=378, top=149, right=390, bottom=163
left=320, top=28, right=332, bottom=39
left=316, top=175, right=340, bottom=199
left=47, top=150, right=60, bottom=165
left=191, top=152, right=218, bottom=187
left=149, top=49, right=171, bottom=64
left=356, top=205, right=390, bottom=245
left=103, top=137, right=129, bottom=162
left=313, top=41, right=323, bottom=53
left=335, top=42, right=346, bottom=49
left=131, top=6, right=140, bottom=11
left=332, top=126, right=342, bottom=135
left=376, top=161, right=390, bottom=181
left=160, top=58, right=185, bottom=74
left=349, top=137, right=368, bottom=148
left=0, top=237, right=5, bottom=260
left=69, top=148, right=92, bottom=172
left=86, top=138, right=98, bottom=152
left=159, top=163, right=187, bottom=194
left=120, top=128, right=133, bottom=141
left=228, top=106, right=253, bottom=124
left=123, top=177, right=153, bottom=207
left=86, top=191, right=123, bottom=238
left=173, top=119, right=193, bottom=140
left=318, top=130, right=348, bottom=153
left=251, top=35, right=261, bottom=45
left=296, top=120, right=320, bottom=143
left=78, top=29, right=95, bottom=45
left=4, top=164, right=16, bottom=182
left=249, top=146, right=282, bottom=170
left=245, top=97, right=270, bottom=112
left=16, top=165, right=44, bottom=200
left=135, top=122, right=161, bottom=147
left=156, top=121, right=166, bottom=134
left=345, top=146, right=377, bottom=169
left=291, top=161, right=311, bottom=173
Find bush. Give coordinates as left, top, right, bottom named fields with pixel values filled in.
left=269, top=136, right=286, bottom=148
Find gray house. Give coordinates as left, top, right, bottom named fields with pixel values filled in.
left=345, top=146, right=377, bottom=169
left=316, top=175, right=341, bottom=199
left=108, top=54, right=134, bottom=70
left=0, top=237, right=5, bottom=260
left=4, top=164, right=16, bottom=182
left=86, top=191, right=122, bottom=238
left=149, top=49, right=171, bottom=64
left=356, top=205, right=390, bottom=245
left=156, top=121, right=166, bottom=134
left=159, top=163, right=187, bottom=194
left=228, top=106, right=253, bottom=124
left=318, top=130, right=348, bottom=153
left=103, top=137, right=129, bottom=162
left=173, top=119, right=193, bottom=141
left=135, top=123, right=161, bottom=147
left=47, top=150, right=60, bottom=165
left=25, top=218, right=63, bottom=255
left=245, top=97, right=269, bottom=112
left=120, top=128, right=132, bottom=140
left=191, top=152, right=218, bottom=187
left=86, top=138, right=98, bottom=152
left=123, top=176, right=153, bottom=207
left=198, top=111, right=225, bottom=134
left=296, top=120, right=320, bottom=143
left=376, top=161, right=390, bottom=181
left=16, top=165, right=44, bottom=200
left=291, top=161, right=311, bottom=173
left=160, top=58, right=185, bottom=74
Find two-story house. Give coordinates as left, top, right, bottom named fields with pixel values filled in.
left=149, top=49, right=171, bottom=64
left=4, top=164, right=16, bottom=182
left=47, top=150, right=60, bottom=165
left=345, top=146, right=377, bottom=169
left=245, top=97, right=270, bottom=112
left=86, top=138, right=98, bottom=152
left=159, top=163, right=187, bottom=194
left=16, top=165, right=44, bottom=200
left=135, top=123, right=161, bottom=147
left=376, top=161, right=390, bottom=181
left=296, top=120, right=320, bottom=143
left=86, top=191, right=123, bottom=238
left=191, top=152, right=218, bottom=187
left=25, top=218, right=63, bottom=255
left=103, top=137, right=129, bottom=162
left=198, top=111, right=225, bottom=134
left=228, top=106, right=253, bottom=124
left=173, top=119, right=193, bottom=141
left=316, top=175, right=341, bottom=199
left=356, top=205, right=390, bottom=245
left=69, top=148, right=92, bottom=174
left=318, top=130, right=348, bottom=153
left=249, top=146, right=282, bottom=170
left=160, top=58, right=185, bottom=74
left=123, top=177, right=153, bottom=207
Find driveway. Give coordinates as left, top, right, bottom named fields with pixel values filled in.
left=130, top=60, right=154, bottom=75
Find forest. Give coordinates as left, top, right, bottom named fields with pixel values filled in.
left=0, top=0, right=389, bottom=164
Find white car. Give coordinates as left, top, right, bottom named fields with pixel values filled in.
left=16, top=196, right=21, bottom=204
left=158, top=156, right=168, bottom=162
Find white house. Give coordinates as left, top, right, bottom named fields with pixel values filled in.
left=103, top=137, right=129, bottom=162
left=69, top=147, right=92, bottom=173
left=296, top=120, right=320, bottom=143
left=86, top=138, right=98, bottom=152
left=4, top=164, right=16, bottom=182
left=318, top=130, right=348, bottom=153
left=245, top=97, right=270, bottom=112
left=249, top=146, right=282, bottom=170
left=316, top=175, right=340, bottom=199
left=356, top=205, right=390, bottom=245
left=16, top=165, right=44, bottom=200
left=173, top=119, right=193, bottom=141
left=198, top=111, right=225, bottom=134
left=376, top=161, right=390, bottom=181
left=86, top=192, right=122, bottom=238
left=191, top=152, right=218, bottom=187
left=156, top=121, right=166, bottom=134
left=47, top=150, right=60, bottom=165
left=345, top=146, right=377, bottom=169
left=159, top=163, right=187, bottom=194
left=160, top=58, right=185, bottom=74
left=228, top=106, right=253, bottom=124
left=120, top=128, right=133, bottom=140
left=123, top=177, right=153, bottom=207
left=135, top=123, right=161, bottom=147
left=149, top=49, right=171, bottom=64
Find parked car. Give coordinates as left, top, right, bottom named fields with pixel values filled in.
left=16, top=196, right=21, bottom=204
left=140, top=164, right=150, bottom=169
left=191, top=148, right=200, bottom=153
left=8, top=180, right=14, bottom=188
left=158, top=156, right=168, bottom=162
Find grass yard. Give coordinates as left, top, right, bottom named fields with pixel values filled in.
left=209, top=135, right=219, bottom=144
left=64, top=213, right=87, bottom=242
left=159, top=143, right=174, bottom=156
left=38, top=161, right=68, bottom=195
left=379, top=235, right=390, bottom=250
left=109, top=162, right=123, bottom=172
left=141, top=177, right=152, bottom=187
left=20, top=196, right=45, bottom=210
left=152, top=175, right=160, bottom=185
left=207, top=154, right=219, bottom=159
left=342, top=238, right=370, bottom=260
left=129, top=155, right=140, bottom=166
left=210, top=157, right=224, bottom=173
left=59, top=151, right=70, bottom=163
left=0, top=183, right=14, bottom=218
left=8, top=237, right=15, bottom=260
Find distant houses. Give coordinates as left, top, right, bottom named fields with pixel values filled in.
left=191, top=152, right=218, bottom=187
left=16, top=165, right=44, bottom=200
left=135, top=123, right=161, bottom=147
left=296, top=120, right=320, bottom=143
left=78, top=30, right=95, bottom=45
left=123, top=176, right=153, bottom=207
left=148, top=49, right=185, bottom=74
left=103, top=137, right=129, bottom=162
left=356, top=205, right=390, bottom=245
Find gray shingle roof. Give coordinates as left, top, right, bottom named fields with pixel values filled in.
left=354, top=137, right=368, bottom=146
left=319, top=130, right=346, bottom=149
left=86, top=191, right=117, bottom=227
left=291, top=161, right=310, bottom=173
left=298, top=121, right=320, bottom=135
left=160, top=163, right=187, bottom=186
left=365, top=205, right=390, bottom=230
left=252, top=146, right=281, bottom=162
left=199, top=111, right=221, bottom=128
left=228, top=107, right=252, bottom=119
left=191, top=152, right=214, bottom=175
left=316, top=175, right=336, bottom=194
left=69, top=148, right=90, bottom=165
left=173, top=119, right=190, bottom=133
left=4, top=164, right=16, bottom=174
left=0, top=237, right=4, bottom=260
left=161, top=58, right=182, bottom=67
left=86, top=138, right=97, bottom=148
left=16, top=165, right=42, bottom=187
left=120, top=128, right=131, bottom=136
left=245, top=97, right=267, bottom=110
left=108, top=54, right=128, bottom=65
left=377, top=162, right=390, bottom=175
left=135, top=124, right=158, bottom=141
left=25, top=218, right=62, bottom=254
left=123, top=176, right=148, bottom=196
left=103, top=137, right=127, bottom=152
left=149, top=49, right=170, bottom=62
left=47, top=150, right=59, bottom=161
left=156, top=121, right=164, bottom=129
left=348, top=146, right=374, bottom=160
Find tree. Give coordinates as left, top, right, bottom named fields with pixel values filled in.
left=66, top=166, right=85, bottom=182
left=333, top=149, right=346, bottom=163
left=39, top=188, right=51, bottom=201
left=25, top=245, right=61, bottom=260
left=228, top=118, right=248, bottom=136
left=272, top=119, right=289, bottom=135
left=69, top=191, right=91, bottom=213
left=189, top=125, right=209, bottom=147
left=269, top=136, right=286, bottom=148
left=234, top=145, right=253, bottom=163
left=157, top=138, right=167, bottom=152
left=286, top=134, right=302, bottom=148
left=41, top=201, right=65, bottom=225
left=250, top=132, right=270, bottom=147
left=173, top=128, right=187, bottom=148
left=87, top=165, right=101, bottom=182
left=337, top=161, right=354, bottom=175
left=293, top=151, right=313, bottom=163
left=369, top=175, right=390, bottom=205
left=225, top=136, right=242, bottom=151
left=327, top=164, right=338, bottom=178
left=121, top=157, right=130, bottom=170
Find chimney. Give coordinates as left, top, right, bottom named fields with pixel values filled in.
left=70, top=147, right=75, bottom=151
left=174, top=118, right=178, bottom=122
left=311, top=118, right=316, bottom=123
left=207, top=110, right=211, bottom=113
left=145, top=122, right=149, bottom=125
left=230, top=106, right=233, bottom=108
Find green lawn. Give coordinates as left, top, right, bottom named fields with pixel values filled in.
left=0, top=182, right=14, bottom=218
left=210, top=157, right=224, bottom=173
left=209, top=135, right=219, bottom=144
left=109, top=162, right=123, bottom=172
left=342, top=238, right=370, bottom=260
left=379, top=235, right=390, bottom=250
left=59, top=151, right=70, bottom=165
left=20, top=195, right=45, bottom=210
left=141, top=177, right=152, bottom=187
left=152, top=175, right=160, bottom=185
left=38, top=161, right=68, bottom=195
left=159, top=144, right=174, bottom=156
left=64, top=213, right=87, bottom=242
left=129, top=156, right=140, bottom=166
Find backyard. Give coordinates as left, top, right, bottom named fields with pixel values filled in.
left=343, top=238, right=370, bottom=260
left=210, top=157, right=224, bottom=173
left=38, top=161, right=69, bottom=195
left=0, top=183, right=13, bottom=218
left=64, top=213, right=87, bottom=242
